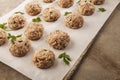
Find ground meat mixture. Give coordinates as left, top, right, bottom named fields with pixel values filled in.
left=47, top=30, right=70, bottom=50
left=58, top=0, right=74, bottom=8
left=78, top=2, right=95, bottom=16
left=43, top=0, right=55, bottom=3
left=25, top=22, right=44, bottom=40
left=8, top=13, right=26, bottom=30
left=33, top=49, right=55, bottom=69
left=25, top=1, right=42, bottom=16
left=9, top=37, right=31, bottom=57
left=90, top=0, right=105, bottom=5
left=65, top=12, right=84, bottom=29
left=0, top=29, right=7, bottom=46
left=42, top=7, right=61, bottom=22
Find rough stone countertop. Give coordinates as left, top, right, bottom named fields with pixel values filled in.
left=0, top=0, right=120, bottom=80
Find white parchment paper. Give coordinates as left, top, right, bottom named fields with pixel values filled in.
left=0, top=0, right=120, bottom=80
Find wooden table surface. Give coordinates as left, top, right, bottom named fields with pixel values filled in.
left=0, top=0, right=120, bottom=80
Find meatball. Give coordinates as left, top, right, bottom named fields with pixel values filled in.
left=43, top=0, right=55, bottom=3
left=58, top=0, right=74, bottom=8
left=90, top=0, right=105, bottom=5
left=47, top=30, right=70, bottom=50
left=9, top=37, right=31, bottom=57
left=0, top=29, right=7, bottom=46
left=65, top=12, right=84, bottom=29
left=25, top=1, right=42, bottom=16
left=78, top=2, right=95, bottom=16
left=42, top=7, right=61, bottom=22
left=8, top=13, right=26, bottom=30
left=33, top=49, right=55, bottom=69
left=25, top=22, right=44, bottom=40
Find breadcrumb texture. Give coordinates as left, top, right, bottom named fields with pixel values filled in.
left=42, top=7, right=61, bottom=22
left=43, top=0, right=55, bottom=3
left=58, top=0, right=74, bottom=8
left=47, top=30, right=70, bottom=50
left=25, top=22, right=44, bottom=40
left=0, top=29, right=7, bottom=46
left=8, top=13, right=26, bottom=30
left=9, top=37, right=31, bottom=57
left=65, top=12, right=84, bottom=29
left=78, top=2, right=95, bottom=16
left=90, top=0, right=105, bottom=5
left=33, top=49, right=55, bottom=69
left=25, top=1, right=42, bottom=16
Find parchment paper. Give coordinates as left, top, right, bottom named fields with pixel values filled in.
left=0, top=0, right=119, bottom=80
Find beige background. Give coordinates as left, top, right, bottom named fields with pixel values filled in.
left=0, top=0, right=120, bottom=80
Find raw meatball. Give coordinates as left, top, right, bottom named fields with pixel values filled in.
left=42, top=7, right=61, bottom=22
left=65, top=12, right=84, bottom=29
left=0, top=29, right=7, bottom=46
left=47, top=30, right=70, bottom=50
left=9, top=37, right=31, bottom=57
left=58, top=0, right=74, bottom=8
left=43, top=0, right=55, bottom=3
left=8, top=13, right=26, bottom=30
left=90, top=0, right=105, bottom=5
left=25, top=22, right=44, bottom=40
left=78, top=2, right=95, bottom=16
left=25, top=1, right=42, bottom=16
left=33, top=49, right=55, bottom=69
